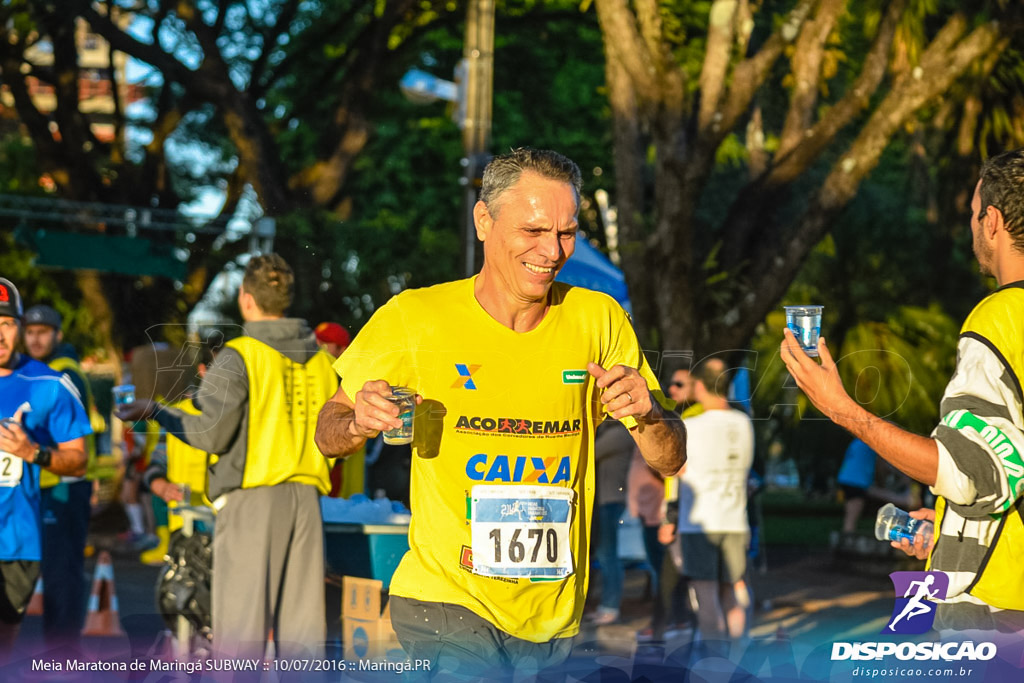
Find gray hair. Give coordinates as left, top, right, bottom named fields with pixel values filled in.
left=480, top=148, right=583, bottom=216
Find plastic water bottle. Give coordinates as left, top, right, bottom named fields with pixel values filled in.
left=875, top=503, right=933, bottom=550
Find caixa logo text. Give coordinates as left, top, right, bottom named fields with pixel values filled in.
left=465, top=454, right=571, bottom=484
left=831, top=642, right=996, bottom=662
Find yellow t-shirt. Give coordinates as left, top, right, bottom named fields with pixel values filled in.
left=334, top=277, right=667, bottom=642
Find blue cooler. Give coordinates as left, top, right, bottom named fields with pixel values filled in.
left=323, top=523, right=410, bottom=589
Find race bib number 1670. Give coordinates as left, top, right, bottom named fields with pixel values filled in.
left=470, top=485, right=575, bottom=579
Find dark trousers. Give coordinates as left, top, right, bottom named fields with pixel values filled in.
left=390, top=596, right=572, bottom=681
left=642, top=524, right=665, bottom=594
left=41, top=480, right=91, bottom=644
left=651, top=539, right=692, bottom=636
left=594, top=502, right=626, bottom=610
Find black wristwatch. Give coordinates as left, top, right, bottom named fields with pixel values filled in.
left=33, top=445, right=53, bottom=468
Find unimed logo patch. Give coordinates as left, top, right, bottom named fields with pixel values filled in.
left=885, top=571, right=948, bottom=634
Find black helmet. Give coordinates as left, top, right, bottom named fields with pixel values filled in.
left=0, top=278, right=23, bottom=321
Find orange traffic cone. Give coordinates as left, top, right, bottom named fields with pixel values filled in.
left=81, top=551, right=125, bottom=637
left=26, top=578, right=44, bottom=616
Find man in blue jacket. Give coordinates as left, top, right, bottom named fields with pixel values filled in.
left=0, top=278, right=90, bottom=656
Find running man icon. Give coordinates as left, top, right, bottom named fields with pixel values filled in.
left=889, top=574, right=940, bottom=632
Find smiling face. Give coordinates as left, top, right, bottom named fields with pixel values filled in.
left=475, top=171, right=579, bottom=305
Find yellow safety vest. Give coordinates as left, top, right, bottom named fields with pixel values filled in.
left=166, top=398, right=215, bottom=532
left=225, top=337, right=337, bottom=494
left=338, top=447, right=366, bottom=498
left=928, top=286, right=1024, bottom=610
left=41, top=356, right=103, bottom=487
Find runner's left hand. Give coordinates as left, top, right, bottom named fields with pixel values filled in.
left=890, top=508, right=934, bottom=560
left=0, top=408, right=33, bottom=459
left=588, top=362, right=655, bottom=421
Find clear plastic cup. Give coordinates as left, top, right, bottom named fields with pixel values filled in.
left=784, top=305, right=823, bottom=358
left=875, top=503, right=933, bottom=551
left=112, top=384, right=136, bottom=406
left=383, top=387, right=415, bottom=445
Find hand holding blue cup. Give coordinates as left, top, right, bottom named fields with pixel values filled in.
left=784, top=305, right=823, bottom=358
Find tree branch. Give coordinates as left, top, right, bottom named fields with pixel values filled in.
left=777, top=0, right=846, bottom=157
left=723, top=18, right=1003, bottom=351
left=720, top=0, right=906, bottom=272
left=106, top=0, right=126, bottom=164
left=594, top=0, right=659, bottom=98
left=249, top=0, right=299, bottom=92
left=256, top=0, right=372, bottom=96
left=714, top=0, right=817, bottom=140
left=78, top=2, right=217, bottom=98
left=698, top=0, right=739, bottom=132
left=767, top=0, right=911, bottom=187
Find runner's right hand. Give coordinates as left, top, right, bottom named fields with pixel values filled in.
left=890, top=508, right=935, bottom=560
left=351, top=380, right=421, bottom=438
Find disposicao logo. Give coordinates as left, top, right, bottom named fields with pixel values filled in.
left=562, top=369, right=587, bottom=384
left=452, top=364, right=481, bottom=390
left=831, top=641, right=996, bottom=662
left=885, top=571, right=948, bottom=634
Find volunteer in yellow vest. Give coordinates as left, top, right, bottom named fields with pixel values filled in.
left=782, top=148, right=1024, bottom=632
left=22, top=304, right=100, bottom=647
left=315, top=149, right=687, bottom=679
left=118, top=254, right=337, bottom=658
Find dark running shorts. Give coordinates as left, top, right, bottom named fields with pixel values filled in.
left=0, top=560, right=41, bottom=625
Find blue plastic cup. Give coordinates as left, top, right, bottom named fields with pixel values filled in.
left=112, top=384, right=136, bottom=406
left=785, top=305, right=823, bottom=358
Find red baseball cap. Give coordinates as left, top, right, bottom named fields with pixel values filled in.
left=314, top=322, right=350, bottom=348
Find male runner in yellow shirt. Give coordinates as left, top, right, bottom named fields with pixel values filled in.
left=316, top=148, right=687, bottom=679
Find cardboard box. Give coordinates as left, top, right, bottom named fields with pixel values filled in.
left=342, top=576, right=405, bottom=662
left=343, top=576, right=383, bottom=620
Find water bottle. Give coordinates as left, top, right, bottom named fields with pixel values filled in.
left=875, top=503, right=933, bottom=550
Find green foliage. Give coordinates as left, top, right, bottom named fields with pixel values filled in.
left=274, top=4, right=612, bottom=330
left=0, top=234, right=105, bottom=355
left=748, top=143, right=982, bottom=484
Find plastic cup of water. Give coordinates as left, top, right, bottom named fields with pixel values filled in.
left=383, top=387, right=415, bottom=445
left=784, top=305, right=823, bottom=358
left=112, top=384, right=136, bottom=406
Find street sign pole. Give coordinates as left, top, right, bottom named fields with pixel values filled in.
left=460, top=0, right=494, bottom=278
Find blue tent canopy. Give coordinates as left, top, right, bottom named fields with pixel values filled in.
left=556, top=238, right=632, bottom=314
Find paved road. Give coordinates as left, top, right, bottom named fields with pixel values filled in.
left=3, top=540, right=1018, bottom=681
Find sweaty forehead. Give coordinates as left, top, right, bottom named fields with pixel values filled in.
left=493, top=173, right=578, bottom=217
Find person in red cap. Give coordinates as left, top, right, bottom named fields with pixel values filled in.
left=314, top=322, right=350, bottom=359
left=314, top=322, right=361, bottom=497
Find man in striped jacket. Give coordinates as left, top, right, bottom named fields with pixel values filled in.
left=782, top=148, right=1024, bottom=633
